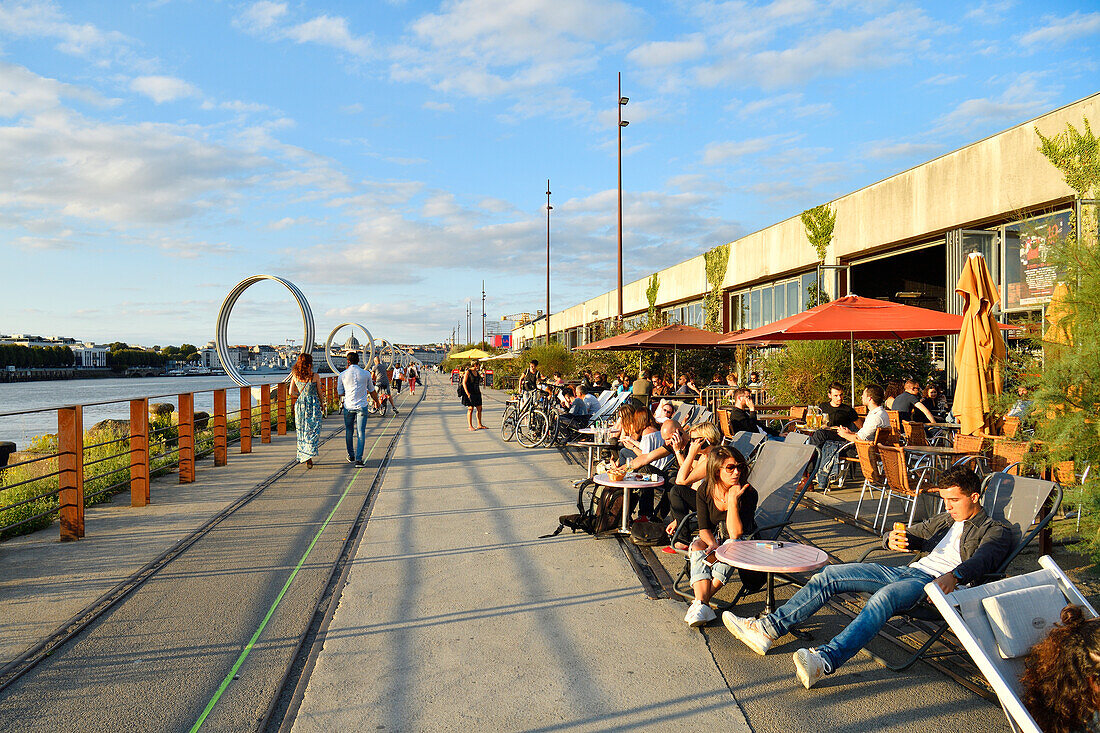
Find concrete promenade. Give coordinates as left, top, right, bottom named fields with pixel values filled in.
left=290, top=381, right=750, bottom=732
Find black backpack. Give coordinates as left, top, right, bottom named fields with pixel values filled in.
left=541, top=479, right=622, bottom=538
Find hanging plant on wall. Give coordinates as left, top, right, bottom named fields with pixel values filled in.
left=801, top=203, right=836, bottom=307
left=703, top=243, right=730, bottom=332
left=646, top=273, right=660, bottom=328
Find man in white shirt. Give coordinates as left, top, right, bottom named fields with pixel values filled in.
left=836, top=383, right=891, bottom=443
left=337, top=352, right=379, bottom=465
left=722, top=467, right=1012, bottom=689
left=392, top=365, right=405, bottom=394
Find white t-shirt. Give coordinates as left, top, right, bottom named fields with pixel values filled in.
left=910, top=520, right=965, bottom=578
left=638, top=430, right=673, bottom=471
left=393, top=367, right=405, bottom=381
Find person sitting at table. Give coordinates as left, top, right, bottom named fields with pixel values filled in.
left=1007, top=384, right=1034, bottom=421
left=632, top=370, right=654, bottom=403
left=891, top=378, right=934, bottom=423
left=652, top=373, right=668, bottom=396
left=675, top=374, right=700, bottom=396
left=834, top=384, right=891, bottom=445
left=727, top=387, right=779, bottom=437
left=614, top=403, right=673, bottom=522
left=683, top=445, right=760, bottom=627
left=883, top=380, right=903, bottom=410
left=1020, top=604, right=1100, bottom=733
left=573, top=383, right=601, bottom=414
left=809, top=382, right=860, bottom=489
left=664, top=422, right=722, bottom=549
left=592, top=372, right=611, bottom=393
left=921, top=384, right=944, bottom=420
left=722, top=466, right=1012, bottom=687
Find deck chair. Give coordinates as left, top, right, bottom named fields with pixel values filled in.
left=692, top=408, right=712, bottom=427
left=926, top=555, right=1097, bottom=733
left=672, top=441, right=821, bottom=605
left=670, top=402, right=695, bottom=426
left=725, top=430, right=767, bottom=466
left=782, top=432, right=810, bottom=444
left=858, top=470, right=1064, bottom=671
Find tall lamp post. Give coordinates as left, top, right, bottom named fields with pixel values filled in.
left=545, top=179, right=552, bottom=346
left=617, top=73, right=629, bottom=321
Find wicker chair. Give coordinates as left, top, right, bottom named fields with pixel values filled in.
left=989, top=439, right=1030, bottom=475
left=877, top=445, right=934, bottom=529
left=852, top=428, right=894, bottom=521
left=902, top=421, right=928, bottom=447
left=716, top=408, right=733, bottom=439
left=886, top=410, right=902, bottom=432
left=1001, top=416, right=1021, bottom=438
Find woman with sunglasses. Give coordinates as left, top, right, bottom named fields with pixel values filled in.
left=683, top=445, right=758, bottom=627
left=665, top=422, right=722, bottom=549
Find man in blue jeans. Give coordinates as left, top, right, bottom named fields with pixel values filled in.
left=722, top=467, right=1012, bottom=689
left=337, top=351, right=379, bottom=466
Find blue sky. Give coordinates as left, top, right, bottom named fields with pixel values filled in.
left=1, top=0, right=1098, bottom=347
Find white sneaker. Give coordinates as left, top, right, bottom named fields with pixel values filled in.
left=793, top=647, right=828, bottom=689
left=684, top=601, right=716, bottom=627
left=722, top=611, right=774, bottom=655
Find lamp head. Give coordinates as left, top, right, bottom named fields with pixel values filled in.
left=619, top=96, right=629, bottom=105
left=620, top=120, right=629, bottom=127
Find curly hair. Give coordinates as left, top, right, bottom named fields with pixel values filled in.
left=1021, top=604, right=1100, bottom=733
left=291, top=353, right=313, bottom=381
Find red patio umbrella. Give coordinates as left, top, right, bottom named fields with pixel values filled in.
left=719, top=295, right=970, bottom=401
left=577, top=324, right=726, bottom=379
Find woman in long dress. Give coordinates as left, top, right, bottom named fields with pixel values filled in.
left=289, top=353, right=322, bottom=467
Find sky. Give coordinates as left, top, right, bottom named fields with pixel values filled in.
left=1, top=0, right=1098, bottom=348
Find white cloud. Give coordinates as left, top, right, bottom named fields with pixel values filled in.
left=391, top=0, right=641, bottom=99
left=701, top=135, right=789, bottom=164
left=934, top=72, right=1055, bottom=134
left=964, top=0, right=1016, bottom=25
left=627, top=34, right=706, bottom=67
left=235, top=2, right=372, bottom=58
left=0, top=61, right=117, bottom=117
left=130, top=75, right=199, bottom=104
left=865, top=140, right=943, bottom=159
left=0, top=0, right=129, bottom=56
left=921, top=73, right=962, bottom=86
left=421, top=100, right=453, bottom=112
left=1019, top=11, right=1100, bottom=48
left=732, top=91, right=833, bottom=119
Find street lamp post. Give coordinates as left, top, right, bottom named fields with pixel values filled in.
left=617, top=73, right=629, bottom=321
left=546, top=179, right=552, bottom=346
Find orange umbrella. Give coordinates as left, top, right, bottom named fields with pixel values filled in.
left=954, top=253, right=1006, bottom=435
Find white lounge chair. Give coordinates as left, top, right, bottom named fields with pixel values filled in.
left=925, top=555, right=1098, bottom=733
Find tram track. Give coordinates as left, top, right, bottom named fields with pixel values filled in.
left=0, top=384, right=426, bottom=732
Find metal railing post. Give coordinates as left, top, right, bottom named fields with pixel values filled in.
left=240, top=387, right=252, bottom=454
left=213, top=388, right=227, bottom=466
left=178, top=392, right=194, bottom=483
left=260, top=384, right=271, bottom=444
left=130, top=398, right=150, bottom=506
left=58, top=405, right=84, bottom=541
left=277, top=383, right=287, bottom=435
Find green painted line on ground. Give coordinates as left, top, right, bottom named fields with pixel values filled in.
left=189, top=393, right=413, bottom=732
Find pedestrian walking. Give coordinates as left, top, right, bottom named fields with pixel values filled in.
left=338, top=351, right=379, bottom=466
left=407, top=363, right=418, bottom=394
left=289, top=353, right=322, bottom=468
left=393, top=364, right=405, bottom=394
left=372, top=356, right=399, bottom=416
left=460, top=361, right=485, bottom=431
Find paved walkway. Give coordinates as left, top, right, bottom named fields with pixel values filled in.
left=291, top=381, right=750, bottom=732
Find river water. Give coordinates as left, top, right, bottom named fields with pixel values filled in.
left=0, top=375, right=293, bottom=449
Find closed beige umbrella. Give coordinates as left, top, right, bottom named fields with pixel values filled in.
left=954, top=252, right=1007, bottom=435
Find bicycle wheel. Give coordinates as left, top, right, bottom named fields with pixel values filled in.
left=540, top=410, right=560, bottom=447
left=516, top=410, right=548, bottom=448
left=500, top=404, right=518, bottom=442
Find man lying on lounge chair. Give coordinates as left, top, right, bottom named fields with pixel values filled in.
left=722, top=466, right=1012, bottom=689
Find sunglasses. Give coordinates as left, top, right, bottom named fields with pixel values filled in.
left=721, top=463, right=742, bottom=472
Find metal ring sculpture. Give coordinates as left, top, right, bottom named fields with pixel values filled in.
left=216, top=275, right=313, bottom=388
left=323, top=323, right=375, bottom=377
left=378, top=339, right=396, bottom=367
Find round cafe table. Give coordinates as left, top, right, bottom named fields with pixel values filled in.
left=566, top=440, right=619, bottom=479
left=592, top=473, right=665, bottom=535
left=715, top=540, right=828, bottom=615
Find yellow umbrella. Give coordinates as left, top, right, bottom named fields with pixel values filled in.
left=449, top=348, right=491, bottom=360
left=1043, top=281, right=1072, bottom=347
left=954, top=252, right=1007, bottom=435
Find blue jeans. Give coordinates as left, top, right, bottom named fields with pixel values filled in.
left=758, top=562, right=935, bottom=673
left=343, top=407, right=368, bottom=461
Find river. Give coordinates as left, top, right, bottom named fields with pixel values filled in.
left=0, top=375, right=294, bottom=449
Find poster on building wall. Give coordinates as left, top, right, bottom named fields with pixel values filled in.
left=1002, top=211, right=1070, bottom=310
